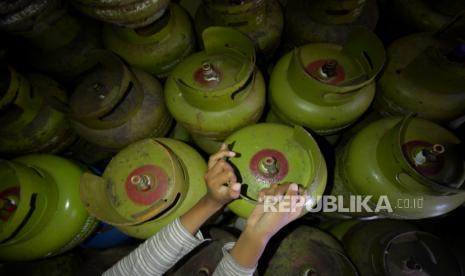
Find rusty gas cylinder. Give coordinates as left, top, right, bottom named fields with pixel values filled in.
left=0, top=65, right=76, bottom=156
left=69, top=51, right=172, bottom=151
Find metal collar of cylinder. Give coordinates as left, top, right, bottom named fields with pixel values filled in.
left=305, top=0, right=368, bottom=25
left=70, top=51, right=144, bottom=129
left=397, top=37, right=465, bottom=94
left=0, top=0, right=63, bottom=34
left=0, top=160, right=54, bottom=244
left=175, top=27, right=256, bottom=111
left=204, top=0, right=267, bottom=29
left=0, top=67, right=44, bottom=131
left=110, top=4, right=174, bottom=44
left=71, top=0, right=171, bottom=28
left=378, top=115, right=465, bottom=195
left=287, top=27, right=385, bottom=105
left=79, top=139, right=188, bottom=226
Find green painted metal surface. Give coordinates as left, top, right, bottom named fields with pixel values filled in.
left=0, top=66, right=76, bottom=156
left=332, top=116, right=465, bottom=219
left=71, top=0, right=170, bottom=28
left=103, top=3, right=195, bottom=79
left=195, top=0, right=283, bottom=60
left=225, top=123, right=327, bottom=218
left=80, top=138, right=207, bottom=239
left=332, top=220, right=463, bottom=276
left=390, top=0, right=465, bottom=33
left=0, top=155, right=98, bottom=261
left=70, top=52, right=172, bottom=150
left=375, top=33, right=465, bottom=123
left=284, top=0, right=378, bottom=46
left=269, top=28, right=385, bottom=135
left=165, top=27, right=266, bottom=154
left=265, top=226, right=358, bottom=276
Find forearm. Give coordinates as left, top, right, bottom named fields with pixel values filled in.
left=230, top=230, right=268, bottom=268
left=180, top=195, right=222, bottom=235
left=212, top=231, right=265, bottom=276
left=103, top=218, right=205, bottom=276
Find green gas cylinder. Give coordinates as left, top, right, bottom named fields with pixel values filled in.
left=375, top=33, right=465, bottom=123
left=0, top=66, right=76, bottom=156
left=0, top=155, right=98, bottom=261
left=265, top=226, right=358, bottom=276
left=332, top=116, right=465, bottom=219
left=390, top=0, right=465, bottom=34
left=24, top=12, right=102, bottom=82
left=224, top=123, right=327, bottom=218
left=80, top=138, right=207, bottom=239
left=165, top=27, right=266, bottom=154
left=268, top=28, right=385, bottom=136
left=0, top=0, right=63, bottom=36
left=71, top=0, right=170, bottom=28
left=194, top=0, right=283, bottom=61
left=103, top=3, right=195, bottom=79
left=0, top=1, right=102, bottom=82
left=284, top=0, right=378, bottom=47
left=69, top=52, right=172, bottom=151
left=329, top=220, right=463, bottom=276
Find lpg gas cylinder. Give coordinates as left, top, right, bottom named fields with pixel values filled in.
left=167, top=228, right=236, bottom=276
left=0, top=155, right=98, bottom=261
left=80, top=138, right=207, bottom=239
left=332, top=116, right=465, bottom=219
left=69, top=52, right=172, bottom=151
left=223, top=123, right=327, bottom=218
left=265, top=226, right=358, bottom=276
left=165, top=27, right=266, bottom=154
left=284, top=0, right=378, bottom=47
left=0, top=0, right=102, bottom=82
left=24, top=12, right=102, bottom=82
left=194, top=0, right=283, bottom=61
left=390, top=0, right=465, bottom=34
left=0, top=66, right=76, bottom=156
left=375, top=33, right=465, bottom=123
left=0, top=0, right=62, bottom=36
left=329, top=220, right=463, bottom=276
left=71, top=0, right=170, bottom=28
left=268, top=28, right=385, bottom=136
left=103, top=3, right=195, bottom=79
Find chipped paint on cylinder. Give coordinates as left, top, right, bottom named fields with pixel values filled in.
left=79, top=138, right=207, bottom=239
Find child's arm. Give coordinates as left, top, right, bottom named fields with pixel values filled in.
left=213, top=183, right=304, bottom=276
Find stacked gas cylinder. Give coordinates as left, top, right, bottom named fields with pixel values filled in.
left=1, top=0, right=464, bottom=275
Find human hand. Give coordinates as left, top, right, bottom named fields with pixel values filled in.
left=203, top=144, right=242, bottom=208
left=245, top=183, right=305, bottom=243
